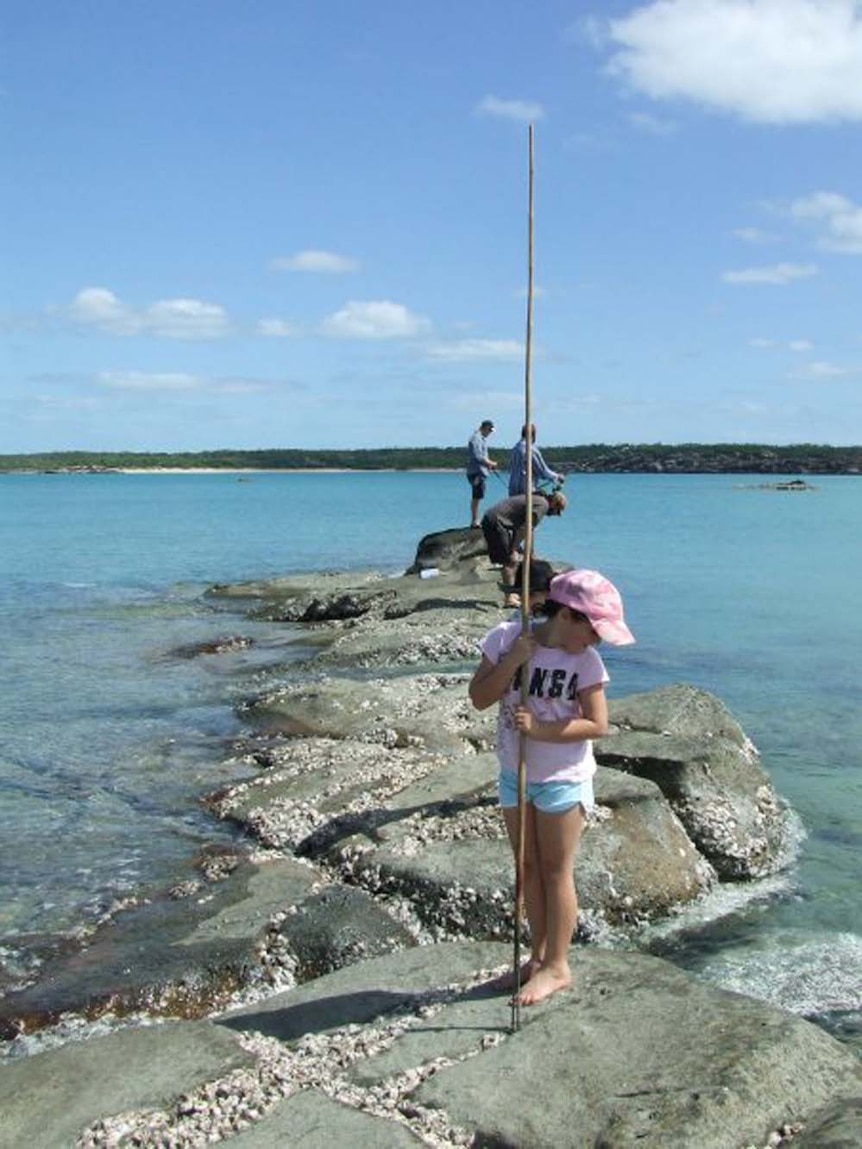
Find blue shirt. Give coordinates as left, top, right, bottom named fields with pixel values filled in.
left=467, top=430, right=493, bottom=477
left=508, top=439, right=559, bottom=496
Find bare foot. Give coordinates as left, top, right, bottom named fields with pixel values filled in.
left=489, top=959, right=542, bottom=992
left=513, top=965, right=571, bottom=1006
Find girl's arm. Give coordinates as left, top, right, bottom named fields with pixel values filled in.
left=468, top=634, right=536, bottom=711
left=514, top=682, right=609, bottom=742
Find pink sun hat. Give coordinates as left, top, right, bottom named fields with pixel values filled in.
left=547, top=569, right=636, bottom=646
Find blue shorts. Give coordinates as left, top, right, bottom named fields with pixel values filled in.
left=498, top=771, right=595, bottom=814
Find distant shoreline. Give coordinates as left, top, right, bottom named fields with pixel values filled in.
left=2, top=443, right=861, bottom=476
left=5, top=466, right=463, bottom=476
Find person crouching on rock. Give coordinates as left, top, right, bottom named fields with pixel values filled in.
left=468, top=569, right=635, bottom=1006
left=509, top=557, right=556, bottom=615
left=481, top=491, right=566, bottom=608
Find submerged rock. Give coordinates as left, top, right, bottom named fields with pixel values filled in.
left=0, top=855, right=411, bottom=1040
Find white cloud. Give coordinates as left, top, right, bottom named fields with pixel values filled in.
left=750, top=336, right=814, bottom=351
left=733, top=227, right=780, bottom=244
left=68, top=288, right=139, bottom=334
left=67, top=288, right=230, bottom=339
left=475, top=95, right=545, bottom=123
left=95, top=371, right=273, bottom=394
left=789, top=191, right=862, bottom=253
left=320, top=300, right=430, bottom=340
left=722, top=262, right=818, bottom=285
left=97, top=371, right=203, bottom=391
left=802, top=360, right=857, bottom=378
left=628, top=110, right=677, bottom=135
left=145, top=298, right=229, bottom=340
left=271, top=250, right=360, bottom=273
left=425, top=338, right=525, bottom=362
left=602, top=0, right=862, bottom=124
left=257, top=318, right=298, bottom=337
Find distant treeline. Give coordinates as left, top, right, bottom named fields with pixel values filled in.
left=1, top=444, right=861, bottom=475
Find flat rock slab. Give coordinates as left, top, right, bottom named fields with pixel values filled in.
left=212, top=737, right=459, bottom=853
left=228, top=1089, right=426, bottom=1147
left=219, top=940, right=508, bottom=1040
left=243, top=672, right=492, bottom=754
left=210, top=562, right=504, bottom=669
left=327, top=766, right=711, bottom=937
left=218, top=942, right=862, bottom=1149
left=0, top=1021, right=253, bottom=1149
left=210, top=563, right=499, bottom=620
left=411, top=950, right=862, bottom=1149
left=8, top=943, right=860, bottom=1149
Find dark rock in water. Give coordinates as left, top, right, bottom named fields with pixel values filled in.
left=166, top=635, right=255, bottom=659
left=405, top=526, right=488, bottom=573
left=762, top=478, right=817, bottom=491
left=0, top=858, right=313, bottom=1039
left=0, top=857, right=410, bottom=1040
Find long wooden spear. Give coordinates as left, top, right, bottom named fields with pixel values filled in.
left=512, top=123, right=536, bottom=1034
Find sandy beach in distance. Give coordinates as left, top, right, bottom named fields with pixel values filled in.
left=115, top=467, right=459, bottom=475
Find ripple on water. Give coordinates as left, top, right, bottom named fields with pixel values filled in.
left=698, top=931, right=862, bottom=1018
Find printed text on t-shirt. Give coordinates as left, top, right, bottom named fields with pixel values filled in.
left=513, top=666, right=580, bottom=700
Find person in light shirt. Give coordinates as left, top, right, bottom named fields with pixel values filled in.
left=465, top=419, right=498, bottom=527
left=507, top=423, right=564, bottom=498
left=469, top=569, right=635, bottom=1006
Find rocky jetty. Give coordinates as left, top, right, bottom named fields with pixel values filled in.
left=1, top=529, right=860, bottom=1148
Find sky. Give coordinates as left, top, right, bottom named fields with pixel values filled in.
left=4, top=0, right=862, bottom=452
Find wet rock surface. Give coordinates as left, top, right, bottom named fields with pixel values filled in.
left=2, top=554, right=858, bottom=1148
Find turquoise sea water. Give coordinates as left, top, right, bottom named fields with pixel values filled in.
left=0, top=471, right=860, bottom=1037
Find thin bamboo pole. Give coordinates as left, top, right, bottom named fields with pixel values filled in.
left=512, top=123, right=535, bottom=1034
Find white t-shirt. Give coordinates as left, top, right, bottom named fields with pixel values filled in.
left=480, top=619, right=609, bottom=783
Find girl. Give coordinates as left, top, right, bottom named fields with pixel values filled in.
left=469, top=568, right=635, bottom=1005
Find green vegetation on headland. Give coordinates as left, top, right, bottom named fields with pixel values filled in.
left=1, top=443, right=860, bottom=474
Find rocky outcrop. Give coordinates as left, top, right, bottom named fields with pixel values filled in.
left=405, top=526, right=489, bottom=573
left=2, top=555, right=856, bottom=1148
left=599, top=685, right=788, bottom=879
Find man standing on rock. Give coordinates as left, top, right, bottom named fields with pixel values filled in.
left=466, top=419, right=499, bottom=528
left=481, top=491, right=567, bottom=607
left=508, top=423, right=564, bottom=497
